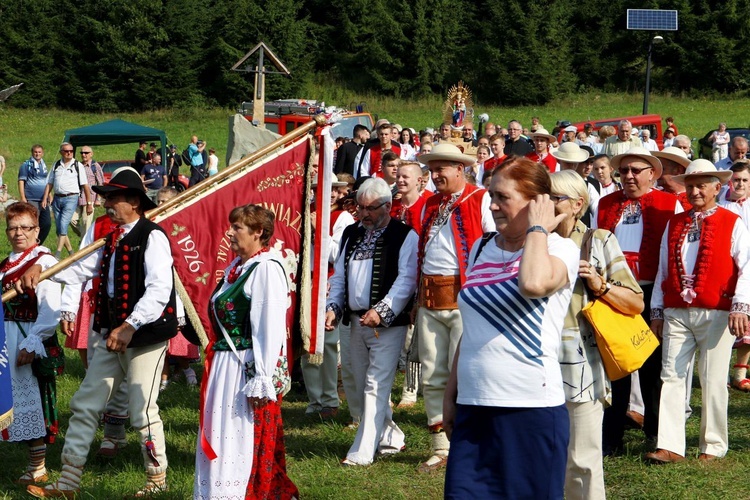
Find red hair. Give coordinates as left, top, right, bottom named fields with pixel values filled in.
left=492, top=156, right=551, bottom=199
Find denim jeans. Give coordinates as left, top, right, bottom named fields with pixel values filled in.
left=52, top=194, right=79, bottom=236
left=26, top=199, right=52, bottom=245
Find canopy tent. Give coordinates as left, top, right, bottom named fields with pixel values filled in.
left=63, top=118, right=168, bottom=165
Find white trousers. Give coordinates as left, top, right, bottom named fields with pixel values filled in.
left=62, top=336, right=168, bottom=474
left=301, top=325, right=340, bottom=411
left=346, top=318, right=406, bottom=465
left=565, top=400, right=606, bottom=500
left=338, top=322, right=362, bottom=420
left=416, top=307, right=462, bottom=427
left=657, top=308, right=734, bottom=457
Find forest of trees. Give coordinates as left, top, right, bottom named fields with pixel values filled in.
left=1, top=0, right=748, bottom=111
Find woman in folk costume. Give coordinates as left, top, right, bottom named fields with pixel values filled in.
left=0, top=202, right=61, bottom=486
left=194, top=204, right=298, bottom=500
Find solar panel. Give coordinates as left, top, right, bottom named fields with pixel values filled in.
left=627, top=9, right=678, bottom=31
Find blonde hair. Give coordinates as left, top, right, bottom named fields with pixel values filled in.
left=598, top=125, right=616, bottom=142
left=550, top=170, right=589, bottom=218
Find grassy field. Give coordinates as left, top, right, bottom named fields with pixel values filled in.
left=1, top=93, right=750, bottom=498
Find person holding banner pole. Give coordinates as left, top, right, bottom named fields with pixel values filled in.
left=0, top=202, right=61, bottom=487
left=23, top=167, right=177, bottom=499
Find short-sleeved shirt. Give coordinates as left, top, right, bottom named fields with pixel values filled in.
left=188, top=144, right=204, bottom=167
left=18, top=157, right=49, bottom=201
left=47, top=159, right=87, bottom=195
left=456, top=233, right=579, bottom=408
left=142, top=164, right=166, bottom=190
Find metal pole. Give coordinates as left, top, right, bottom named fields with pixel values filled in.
left=643, top=38, right=654, bottom=115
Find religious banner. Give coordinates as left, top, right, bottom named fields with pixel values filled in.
left=0, top=307, right=12, bottom=432
left=152, top=134, right=312, bottom=352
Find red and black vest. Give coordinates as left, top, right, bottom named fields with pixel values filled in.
left=2, top=253, right=48, bottom=322
left=93, top=218, right=177, bottom=347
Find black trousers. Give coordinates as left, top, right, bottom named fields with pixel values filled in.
left=603, top=283, right=661, bottom=451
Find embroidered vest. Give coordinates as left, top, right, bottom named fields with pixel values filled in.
left=525, top=152, right=557, bottom=173
left=340, top=219, right=414, bottom=326
left=390, top=195, right=428, bottom=238
left=93, top=218, right=177, bottom=347
left=598, top=189, right=676, bottom=282
left=2, top=254, right=48, bottom=322
left=209, top=262, right=256, bottom=351
left=662, top=208, right=739, bottom=310
left=418, top=184, right=486, bottom=285
left=483, top=155, right=506, bottom=176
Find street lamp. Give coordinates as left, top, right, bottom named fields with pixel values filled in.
left=642, top=35, right=664, bottom=115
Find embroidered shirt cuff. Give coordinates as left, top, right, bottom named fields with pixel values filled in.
left=374, top=300, right=396, bottom=327
left=327, top=303, right=343, bottom=323
left=61, top=311, right=77, bottom=323
left=242, top=375, right=278, bottom=401
left=125, top=313, right=145, bottom=331
left=650, top=308, right=664, bottom=321
left=177, top=316, right=186, bottom=328
left=731, top=303, right=750, bottom=315
left=18, top=335, right=46, bottom=357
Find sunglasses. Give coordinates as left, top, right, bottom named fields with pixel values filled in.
left=618, top=166, right=653, bottom=176
left=61, top=149, right=74, bottom=153
left=550, top=195, right=571, bottom=203
left=81, top=151, right=92, bottom=155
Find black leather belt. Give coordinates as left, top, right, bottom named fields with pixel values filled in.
left=55, top=192, right=78, bottom=197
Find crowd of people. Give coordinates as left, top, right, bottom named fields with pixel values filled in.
left=2, top=113, right=750, bottom=499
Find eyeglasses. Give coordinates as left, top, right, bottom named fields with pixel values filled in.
left=357, top=201, right=388, bottom=212
left=61, top=149, right=74, bottom=153
left=618, top=166, right=653, bottom=176
left=6, top=225, right=38, bottom=233
left=550, top=195, right=571, bottom=203
left=81, top=151, right=92, bottom=155
left=509, top=128, right=522, bottom=132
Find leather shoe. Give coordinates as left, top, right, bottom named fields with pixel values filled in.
left=418, top=454, right=448, bottom=473
left=644, top=448, right=685, bottom=464
left=625, top=410, right=644, bottom=429
left=698, top=453, right=718, bottom=462
left=26, top=485, right=79, bottom=499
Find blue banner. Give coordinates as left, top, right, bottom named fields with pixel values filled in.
left=0, top=306, right=11, bottom=431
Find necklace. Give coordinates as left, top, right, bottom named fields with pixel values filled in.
left=495, top=235, right=523, bottom=273
left=227, top=247, right=268, bottom=284
left=1, top=245, right=38, bottom=273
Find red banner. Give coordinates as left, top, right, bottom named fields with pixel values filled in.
left=153, top=136, right=311, bottom=344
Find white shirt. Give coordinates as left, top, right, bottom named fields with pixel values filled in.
left=47, top=158, right=88, bottom=195
left=56, top=218, right=173, bottom=331
left=421, top=191, right=495, bottom=276
left=456, top=233, right=579, bottom=407
left=652, top=212, right=750, bottom=311
left=718, top=193, right=750, bottom=229
left=586, top=181, right=600, bottom=229
left=329, top=211, right=356, bottom=264
left=328, top=224, right=418, bottom=324
left=642, top=138, right=659, bottom=151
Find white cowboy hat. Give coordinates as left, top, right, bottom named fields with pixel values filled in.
left=652, top=147, right=690, bottom=169
left=563, top=125, right=578, bottom=133
left=610, top=146, right=663, bottom=179
left=529, top=129, right=556, bottom=143
left=419, top=142, right=476, bottom=167
left=673, top=159, right=733, bottom=185
left=551, top=142, right=589, bottom=163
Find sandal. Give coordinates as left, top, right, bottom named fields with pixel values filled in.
left=16, top=468, right=48, bottom=486
left=732, top=378, right=750, bottom=392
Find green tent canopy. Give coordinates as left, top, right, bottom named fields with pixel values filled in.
left=63, top=118, right=168, bottom=166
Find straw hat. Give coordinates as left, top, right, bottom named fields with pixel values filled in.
left=529, top=129, right=556, bottom=143
left=419, top=142, right=476, bottom=166
left=673, top=159, right=733, bottom=185
left=551, top=142, right=589, bottom=163
left=610, top=147, right=663, bottom=179
left=652, top=147, right=690, bottom=169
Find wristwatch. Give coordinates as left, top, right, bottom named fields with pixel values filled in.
left=595, top=282, right=612, bottom=297
left=526, top=225, right=548, bottom=235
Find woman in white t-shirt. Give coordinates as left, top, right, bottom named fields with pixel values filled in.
left=443, top=158, right=579, bottom=499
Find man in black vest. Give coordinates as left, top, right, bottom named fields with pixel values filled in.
left=22, top=167, right=177, bottom=499
left=325, top=177, right=418, bottom=466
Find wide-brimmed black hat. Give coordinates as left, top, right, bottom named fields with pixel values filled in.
left=92, top=166, right=157, bottom=210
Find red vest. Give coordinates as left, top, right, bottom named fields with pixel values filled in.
left=525, top=152, right=557, bottom=173
left=662, top=208, right=739, bottom=310
left=418, top=184, right=486, bottom=285
left=483, top=155, right=507, bottom=176
left=368, top=144, right=402, bottom=177
left=598, top=189, right=677, bottom=282
left=2, top=253, right=48, bottom=322
left=391, top=194, right=428, bottom=238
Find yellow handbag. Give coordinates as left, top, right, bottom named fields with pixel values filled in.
left=581, top=300, right=659, bottom=381
left=579, top=228, right=659, bottom=381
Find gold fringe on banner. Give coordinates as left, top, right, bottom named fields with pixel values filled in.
left=0, top=409, right=13, bottom=432
left=174, top=270, right=208, bottom=348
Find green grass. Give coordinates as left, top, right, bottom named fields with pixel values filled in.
left=2, top=344, right=750, bottom=499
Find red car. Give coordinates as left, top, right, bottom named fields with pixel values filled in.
left=99, top=159, right=189, bottom=192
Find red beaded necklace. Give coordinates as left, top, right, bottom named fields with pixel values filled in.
left=0, top=245, right=38, bottom=274
left=226, top=247, right=268, bottom=284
